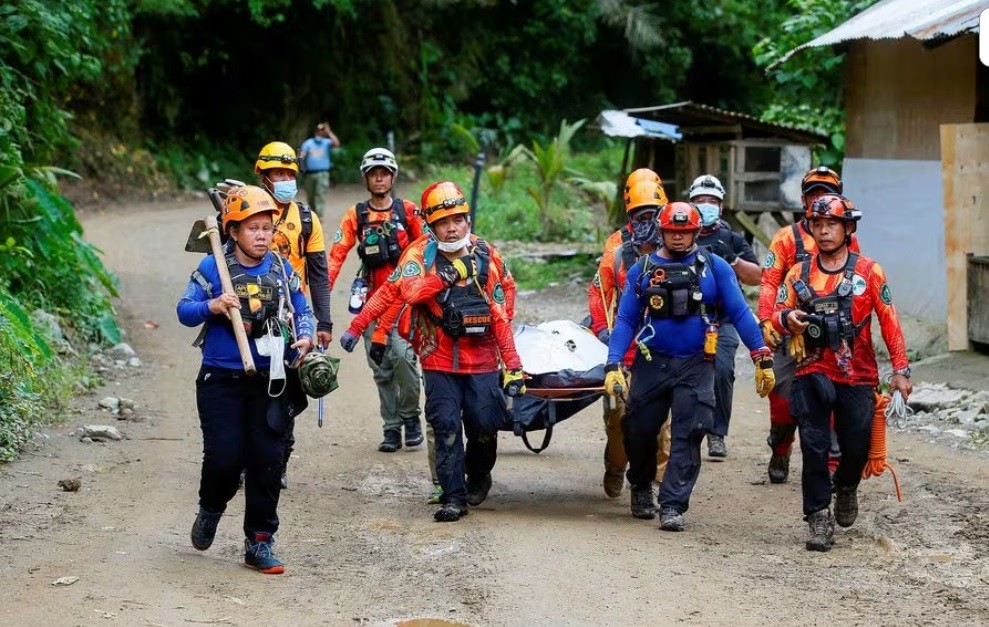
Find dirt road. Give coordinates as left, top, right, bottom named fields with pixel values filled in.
left=2, top=187, right=988, bottom=626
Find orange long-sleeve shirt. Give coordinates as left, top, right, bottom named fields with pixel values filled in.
left=326, top=197, right=425, bottom=295
left=771, top=253, right=909, bottom=386
left=398, top=236, right=520, bottom=373
left=758, top=221, right=860, bottom=322
left=588, top=226, right=640, bottom=366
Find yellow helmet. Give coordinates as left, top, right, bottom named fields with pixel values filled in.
left=624, top=180, right=668, bottom=213
left=420, top=180, right=469, bottom=225
left=624, top=168, right=662, bottom=193
left=255, top=141, right=299, bottom=174
left=221, top=186, right=281, bottom=231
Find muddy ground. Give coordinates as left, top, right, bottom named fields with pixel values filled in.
left=1, top=185, right=988, bottom=626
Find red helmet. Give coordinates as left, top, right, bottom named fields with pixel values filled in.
left=658, top=202, right=701, bottom=232
left=806, top=194, right=861, bottom=224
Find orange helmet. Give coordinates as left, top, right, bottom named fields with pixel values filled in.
left=255, top=141, right=299, bottom=174
left=806, top=194, right=861, bottom=225
left=624, top=168, right=662, bottom=193
left=658, top=202, right=701, bottom=232
left=624, top=180, right=668, bottom=214
left=221, top=186, right=281, bottom=231
left=420, top=180, right=469, bottom=225
left=801, top=166, right=842, bottom=195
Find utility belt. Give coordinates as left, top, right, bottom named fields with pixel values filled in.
left=798, top=296, right=861, bottom=351
left=434, top=288, right=493, bottom=338
left=638, top=261, right=703, bottom=319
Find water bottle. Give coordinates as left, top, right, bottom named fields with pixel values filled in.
left=348, top=277, right=369, bottom=314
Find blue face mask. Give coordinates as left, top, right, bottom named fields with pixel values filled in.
left=696, top=203, right=721, bottom=227
left=272, top=180, right=297, bottom=203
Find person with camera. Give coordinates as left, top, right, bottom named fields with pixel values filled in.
left=329, top=148, right=426, bottom=453
left=604, top=202, right=774, bottom=531
left=689, top=174, right=761, bottom=460
left=397, top=180, right=524, bottom=522
left=770, top=194, right=911, bottom=552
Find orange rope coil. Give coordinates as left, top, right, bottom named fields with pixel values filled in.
left=862, top=391, right=903, bottom=502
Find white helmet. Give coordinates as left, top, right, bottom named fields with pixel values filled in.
left=359, top=147, right=399, bottom=177
left=688, top=174, right=725, bottom=201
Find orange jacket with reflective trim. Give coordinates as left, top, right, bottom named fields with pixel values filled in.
left=758, top=221, right=860, bottom=323
left=327, top=198, right=425, bottom=295
left=771, top=253, right=909, bottom=386
left=398, top=236, right=520, bottom=373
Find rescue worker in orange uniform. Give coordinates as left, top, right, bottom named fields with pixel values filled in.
left=587, top=168, right=671, bottom=498
left=758, top=166, right=859, bottom=483
left=254, top=141, right=333, bottom=488
left=398, top=181, right=524, bottom=522
left=770, top=194, right=911, bottom=551
left=331, top=148, right=427, bottom=453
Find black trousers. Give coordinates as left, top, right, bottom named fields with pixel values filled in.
left=196, top=366, right=289, bottom=537
left=423, top=370, right=504, bottom=506
left=712, top=323, right=739, bottom=437
left=789, top=373, right=874, bottom=515
left=623, top=352, right=715, bottom=513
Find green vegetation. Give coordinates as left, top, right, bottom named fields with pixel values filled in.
left=507, top=256, right=598, bottom=291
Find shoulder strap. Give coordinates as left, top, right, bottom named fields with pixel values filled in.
left=297, top=202, right=313, bottom=245
left=792, top=223, right=806, bottom=260
left=473, top=238, right=491, bottom=287
left=843, top=252, right=860, bottom=283
left=191, top=270, right=213, bottom=297
left=391, top=197, right=410, bottom=230
left=355, top=201, right=370, bottom=232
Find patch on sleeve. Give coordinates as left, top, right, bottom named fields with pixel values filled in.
left=880, top=282, right=893, bottom=305
left=492, top=283, right=506, bottom=304
left=776, top=283, right=788, bottom=304
left=402, top=261, right=422, bottom=277
left=333, top=229, right=343, bottom=243
left=851, top=274, right=867, bottom=296
left=387, top=266, right=401, bottom=282
left=763, top=252, right=776, bottom=269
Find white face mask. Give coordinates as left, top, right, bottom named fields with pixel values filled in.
left=436, top=233, right=471, bottom=253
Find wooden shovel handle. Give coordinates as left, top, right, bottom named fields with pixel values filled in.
left=203, top=215, right=256, bottom=375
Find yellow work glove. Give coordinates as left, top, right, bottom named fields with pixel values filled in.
left=604, top=363, right=628, bottom=400
left=502, top=368, right=527, bottom=397
left=438, top=256, right=475, bottom=285
left=751, top=348, right=776, bottom=398
left=760, top=319, right=781, bottom=351
left=788, top=332, right=807, bottom=363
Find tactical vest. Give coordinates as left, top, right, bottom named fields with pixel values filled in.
left=191, top=252, right=287, bottom=345
left=636, top=252, right=707, bottom=319
left=356, top=198, right=409, bottom=268
left=792, top=252, right=868, bottom=351
left=433, top=241, right=493, bottom=338
left=612, top=227, right=640, bottom=280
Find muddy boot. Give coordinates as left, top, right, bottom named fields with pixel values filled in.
left=378, top=429, right=402, bottom=453
left=433, top=502, right=469, bottom=522
left=403, top=418, right=424, bottom=447
left=244, top=532, right=284, bottom=574
left=190, top=506, right=223, bottom=551
left=466, top=473, right=492, bottom=506
left=630, top=484, right=656, bottom=520
left=805, top=508, right=835, bottom=552
left=768, top=453, right=790, bottom=484
left=602, top=452, right=625, bottom=498
left=707, top=435, right=727, bottom=459
left=834, top=484, right=859, bottom=528
left=658, top=505, right=685, bottom=532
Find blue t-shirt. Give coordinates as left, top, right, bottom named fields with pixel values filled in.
left=300, top=137, right=333, bottom=172
left=607, top=248, right=765, bottom=362
left=177, top=252, right=315, bottom=370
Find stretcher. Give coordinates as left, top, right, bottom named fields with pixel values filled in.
left=506, top=321, right=607, bottom=453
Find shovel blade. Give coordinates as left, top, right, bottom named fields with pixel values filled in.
left=184, top=219, right=211, bottom=253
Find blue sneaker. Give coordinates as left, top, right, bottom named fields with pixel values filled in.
left=190, top=507, right=222, bottom=551
left=244, top=532, right=284, bottom=574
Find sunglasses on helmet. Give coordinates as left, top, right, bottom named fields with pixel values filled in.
left=258, top=154, right=298, bottom=165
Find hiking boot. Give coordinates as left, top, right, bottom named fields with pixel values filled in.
left=603, top=466, right=625, bottom=498
left=707, top=435, right=728, bottom=459
left=190, top=507, right=223, bottom=551
left=805, top=508, right=835, bottom=552
left=378, top=429, right=402, bottom=453
left=403, top=418, right=424, bottom=447
left=433, top=502, right=469, bottom=522
left=768, top=453, right=790, bottom=484
left=630, top=484, right=656, bottom=520
left=658, top=505, right=685, bottom=532
left=244, top=532, right=284, bottom=574
left=280, top=469, right=288, bottom=490
left=427, top=484, right=443, bottom=504
left=834, top=484, right=859, bottom=528
left=466, top=474, right=492, bottom=506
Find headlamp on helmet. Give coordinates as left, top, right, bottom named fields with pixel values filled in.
left=658, top=202, right=702, bottom=232
left=420, top=180, right=470, bottom=225
left=688, top=174, right=726, bottom=201
left=255, top=142, right=299, bottom=174
left=801, top=166, right=842, bottom=195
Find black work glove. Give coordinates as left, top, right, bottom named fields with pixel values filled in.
left=437, top=256, right=475, bottom=286
left=368, top=342, right=387, bottom=366
left=707, top=240, right=737, bottom=264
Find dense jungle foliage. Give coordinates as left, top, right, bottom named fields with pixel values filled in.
left=0, top=0, right=876, bottom=459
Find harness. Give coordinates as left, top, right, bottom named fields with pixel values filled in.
left=433, top=240, right=493, bottom=338
left=356, top=198, right=409, bottom=268
left=635, top=252, right=708, bottom=319
left=791, top=252, right=869, bottom=353
left=612, top=227, right=640, bottom=279
left=792, top=223, right=810, bottom=263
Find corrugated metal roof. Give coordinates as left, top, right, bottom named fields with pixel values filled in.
left=622, top=101, right=829, bottom=144
left=777, top=0, right=986, bottom=65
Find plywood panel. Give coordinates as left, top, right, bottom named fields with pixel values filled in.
left=942, top=123, right=989, bottom=351
left=847, top=37, right=976, bottom=160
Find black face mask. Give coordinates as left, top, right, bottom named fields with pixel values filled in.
left=631, top=220, right=658, bottom=246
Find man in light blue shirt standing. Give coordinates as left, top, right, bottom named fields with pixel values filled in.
left=299, top=121, right=340, bottom=217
